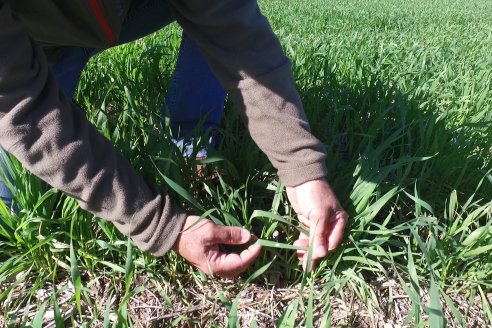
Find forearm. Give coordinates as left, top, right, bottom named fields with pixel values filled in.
left=168, top=0, right=328, bottom=186
left=0, top=2, right=185, bottom=255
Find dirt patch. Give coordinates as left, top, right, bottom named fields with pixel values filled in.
left=1, top=272, right=490, bottom=327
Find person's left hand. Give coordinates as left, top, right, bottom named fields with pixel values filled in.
left=173, top=216, right=262, bottom=278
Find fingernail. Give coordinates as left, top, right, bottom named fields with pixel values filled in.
left=240, top=229, right=251, bottom=243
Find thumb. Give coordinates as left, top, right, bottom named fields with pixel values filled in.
left=212, top=225, right=252, bottom=245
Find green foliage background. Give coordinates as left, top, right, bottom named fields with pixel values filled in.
left=0, top=0, right=491, bottom=326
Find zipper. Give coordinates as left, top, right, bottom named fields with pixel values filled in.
left=87, top=0, right=116, bottom=45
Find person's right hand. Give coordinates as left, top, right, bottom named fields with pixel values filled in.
left=286, top=178, right=348, bottom=271
left=173, top=216, right=262, bottom=278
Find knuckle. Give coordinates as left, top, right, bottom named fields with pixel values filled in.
left=338, top=210, right=348, bottom=219
left=312, top=227, right=327, bottom=238
left=203, top=222, right=215, bottom=235
left=228, top=228, right=241, bottom=242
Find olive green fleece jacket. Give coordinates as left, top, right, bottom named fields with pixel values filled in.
left=0, top=0, right=328, bottom=256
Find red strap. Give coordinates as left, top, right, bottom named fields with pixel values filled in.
left=87, top=0, right=116, bottom=45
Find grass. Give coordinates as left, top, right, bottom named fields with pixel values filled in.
left=1, top=0, right=491, bottom=326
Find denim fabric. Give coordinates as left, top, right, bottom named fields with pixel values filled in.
left=165, top=33, right=227, bottom=139
left=51, top=47, right=94, bottom=98
left=118, top=0, right=227, bottom=139
left=0, top=0, right=226, bottom=207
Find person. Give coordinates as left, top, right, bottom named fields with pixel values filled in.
left=0, top=0, right=348, bottom=277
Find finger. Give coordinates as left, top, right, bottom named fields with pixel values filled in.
left=301, top=254, right=317, bottom=273
left=296, top=250, right=316, bottom=272
left=296, top=244, right=316, bottom=272
left=309, top=215, right=329, bottom=260
left=294, top=232, right=309, bottom=264
left=327, top=211, right=348, bottom=252
left=294, top=234, right=317, bottom=272
left=293, top=238, right=309, bottom=261
left=296, top=232, right=309, bottom=241
left=211, top=225, right=252, bottom=245
left=298, top=214, right=310, bottom=228
left=213, top=243, right=262, bottom=278
left=299, top=236, right=316, bottom=272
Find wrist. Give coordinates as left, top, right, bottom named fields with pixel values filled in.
left=279, top=162, right=328, bottom=187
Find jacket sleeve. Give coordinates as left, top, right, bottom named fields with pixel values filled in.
left=0, top=2, right=186, bottom=256
left=168, top=0, right=328, bottom=186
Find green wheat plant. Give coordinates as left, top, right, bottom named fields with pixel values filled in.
left=0, top=0, right=491, bottom=326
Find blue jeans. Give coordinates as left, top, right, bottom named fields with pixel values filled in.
left=0, top=0, right=226, bottom=208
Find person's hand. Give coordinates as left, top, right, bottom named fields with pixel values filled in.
left=286, top=178, right=348, bottom=271
left=173, top=216, right=262, bottom=278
